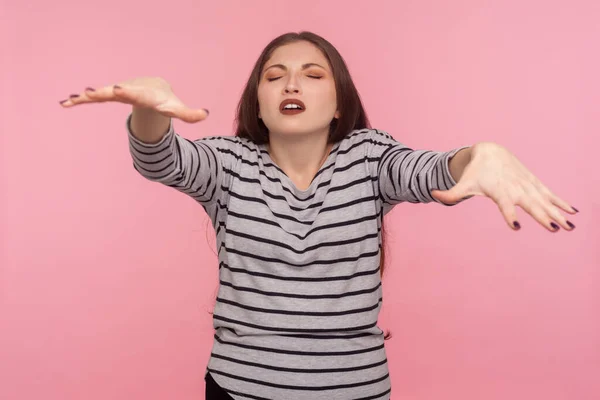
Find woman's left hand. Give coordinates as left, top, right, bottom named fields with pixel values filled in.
left=431, top=142, right=578, bottom=232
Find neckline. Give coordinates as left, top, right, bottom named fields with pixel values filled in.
left=259, top=143, right=338, bottom=194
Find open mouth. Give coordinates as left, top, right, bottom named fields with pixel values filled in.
left=280, top=99, right=306, bottom=115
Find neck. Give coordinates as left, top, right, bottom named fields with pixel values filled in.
left=267, top=129, right=333, bottom=190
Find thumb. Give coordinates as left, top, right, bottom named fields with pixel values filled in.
left=431, top=182, right=470, bottom=205
left=177, top=107, right=210, bottom=123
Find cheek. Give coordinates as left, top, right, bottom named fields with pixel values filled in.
left=324, top=90, right=338, bottom=114
left=257, top=87, right=265, bottom=107
left=257, top=87, right=276, bottom=112
left=257, top=92, right=269, bottom=117
left=322, top=84, right=337, bottom=106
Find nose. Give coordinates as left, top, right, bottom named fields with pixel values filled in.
left=283, top=74, right=301, bottom=94
left=284, top=84, right=300, bottom=94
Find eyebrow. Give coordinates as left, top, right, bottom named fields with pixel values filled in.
left=263, top=63, right=327, bottom=73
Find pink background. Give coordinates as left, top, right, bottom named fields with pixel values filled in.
left=2, top=0, right=599, bottom=399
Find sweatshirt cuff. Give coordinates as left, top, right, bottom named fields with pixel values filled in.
left=444, top=145, right=471, bottom=187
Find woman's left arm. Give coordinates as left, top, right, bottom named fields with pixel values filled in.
left=431, top=142, right=579, bottom=232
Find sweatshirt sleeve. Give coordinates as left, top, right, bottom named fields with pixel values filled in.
left=126, top=113, right=240, bottom=207
left=366, top=129, right=470, bottom=207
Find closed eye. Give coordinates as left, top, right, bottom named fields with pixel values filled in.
left=267, top=75, right=323, bottom=82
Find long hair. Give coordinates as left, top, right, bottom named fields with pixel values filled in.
left=233, top=31, right=389, bottom=280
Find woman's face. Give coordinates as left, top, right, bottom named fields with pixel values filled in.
left=257, top=41, right=339, bottom=138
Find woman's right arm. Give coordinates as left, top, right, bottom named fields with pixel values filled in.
left=60, top=77, right=237, bottom=206
left=126, top=110, right=231, bottom=206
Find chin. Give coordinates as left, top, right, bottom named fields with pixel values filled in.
left=268, top=119, right=330, bottom=137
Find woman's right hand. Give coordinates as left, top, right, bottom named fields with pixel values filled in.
left=58, top=76, right=209, bottom=123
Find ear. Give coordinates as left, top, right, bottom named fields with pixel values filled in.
left=258, top=109, right=262, bottom=119
left=334, top=110, right=340, bottom=119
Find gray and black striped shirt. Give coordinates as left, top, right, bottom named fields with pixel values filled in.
left=127, top=114, right=468, bottom=399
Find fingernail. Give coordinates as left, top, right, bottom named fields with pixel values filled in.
left=203, top=108, right=210, bottom=115
left=550, top=222, right=560, bottom=231
left=513, top=221, right=521, bottom=230
left=69, top=94, right=79, bottom=98
left=567, top=221, right=575, bottom=229
left=571, top=206, right=579, bottom=213
left=59, top=99, right=68, bottom=104
left=85, top=87, right=95, bottom=91
left=113, top=85, right=122, bottom=89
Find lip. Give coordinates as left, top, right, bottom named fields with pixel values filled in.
left=279, top=98, right=306, bottom=112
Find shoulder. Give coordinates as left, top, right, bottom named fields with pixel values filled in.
left=195, top=135, right=263, bottom=161
left=336, top=128, right=400, bottom=157
left=343, top=128, right=399, bottom=145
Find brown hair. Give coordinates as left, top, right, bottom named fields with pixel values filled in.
left=232, top=31, right=391, bottom=340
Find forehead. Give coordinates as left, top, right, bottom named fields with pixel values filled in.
left=265, top=41, right=330, bottom=69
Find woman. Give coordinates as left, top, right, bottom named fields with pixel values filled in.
left=60, top=31, right=577, bottom=400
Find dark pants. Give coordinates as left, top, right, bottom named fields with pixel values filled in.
left=205, top=372, right=235, bottom=400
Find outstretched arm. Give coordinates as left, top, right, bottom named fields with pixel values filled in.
left=371, top=129, right=470, bottom=207
left=432, top=142, right=578, bottom=232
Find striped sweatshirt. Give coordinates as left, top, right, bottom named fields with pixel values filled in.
left=126, top=114, right=468, bottom=399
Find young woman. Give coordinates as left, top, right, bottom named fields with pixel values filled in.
left=60, top=31, right=577, bottom=400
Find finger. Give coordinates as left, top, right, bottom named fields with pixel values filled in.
left=517, top=193, right=560, bottom=232
left=58, top=89, right=94, bottom=107
left=544, top=188, right=578, bottom=215
left=176, top=107, right=210, bottom=123
left=156, top=103, right=209, bottom=123
left=496, top=196, right=521, bottom=231
left=87, top=84, right=134, bottom=104
left=533, top=180, right=579, bottom=216
left=110, top=83, right=152, bottom=107
left=59, top=84, right=129, bottom=107
left=542, top=199, right=576, bottom=231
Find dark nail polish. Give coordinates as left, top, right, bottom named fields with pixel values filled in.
left=550, top=222, right=560, bottom=231
left=85, top=87, right=95, bottom=91
left=571, top=206, right=579, bottom=213
left=567, top=221, right=575, bottom=229
left=513, top=221, right=521, bottom=230
left=69, top=94, right=79, bottom=98
left=203, top=108, right=210, bottom=115
left=113, top=85, right=121, bottom=89
left=59, top=99, right=68, bottom=104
